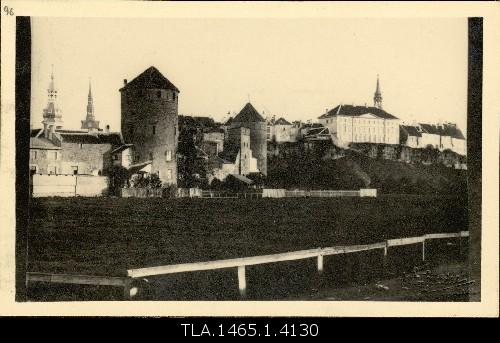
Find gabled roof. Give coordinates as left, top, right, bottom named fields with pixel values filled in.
left=274, top=117, right=292, bottom=125
left=59, top=131, right=124, bottom=146
left=400, top=125, right=422, bottom=137
left=30, top=136, right=61, bottom=150
left=228, top=173, right=253, bottom=185
left=233, top=103, right=265, bottom=123
left=419, top=123, right=439, bottom=135
left=224, top=117, right=233, bottom=125
left=443, top=124, right=465, bottom=140
left=318, top=104, right=398, bottom=120
left=120, top=66, right=179, bottom=92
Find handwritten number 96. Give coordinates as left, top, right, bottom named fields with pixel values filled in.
left=4, top=6, right=14, bottom=16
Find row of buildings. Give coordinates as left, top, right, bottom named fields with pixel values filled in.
left=30, top=67, right=466, bottom=189
left=262, top=76, right=466, bottom=156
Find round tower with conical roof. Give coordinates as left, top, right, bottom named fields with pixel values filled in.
left=230, top=102, right=267, bottom=175
left=120, top=66, right=179, bottom=185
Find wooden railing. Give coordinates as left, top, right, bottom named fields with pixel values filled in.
left=26, top=231, right=469, bottom=300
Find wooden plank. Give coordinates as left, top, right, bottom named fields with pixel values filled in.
left=424, top=232, right=461, bottom=239
left=26, top=272, right=129, bottom=287
left=386, top=236, right=425, bottom=247
left=321, top=242, right=386, bottom=256
left=127, top=248, right=323, bottom=278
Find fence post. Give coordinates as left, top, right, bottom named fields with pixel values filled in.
left=238, top=265, right=246, bottom=298
left=317, top=254, right=324, bottom=274
left=123, top=278, right=132, bottom=300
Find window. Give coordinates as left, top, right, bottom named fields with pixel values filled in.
left=80, top=143, right=84, bottom=149
left=30, top=150, right=37, bottom=160
left=48, top=165, right=57, bottom=175
left=30, top=165, right=38, bottom=175
left=166, top=169, right=172, bottom=180
left=149, top=152, right=154, bottom=160
left=157, top=90, right=162, bottom=98
left=71, top=166, right=78, bottom=175
left=152, top=125, right=156, bottom=135
left=51, top=151, right=58, bottom=160
left=165, top=150, right=172, bottom=162
left=113, top=154, right=119, bottom=161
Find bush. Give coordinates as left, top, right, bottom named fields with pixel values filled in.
left=131, top=173, right=163, bottom=189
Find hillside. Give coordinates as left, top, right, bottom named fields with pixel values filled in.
left=267, top=146, right=467, bottom=195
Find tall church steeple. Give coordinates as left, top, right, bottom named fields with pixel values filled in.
left=373, top=74, right=383, bottom=109
left=81, top=79, right=100, bottom=132
left=42, top=65, right=63, bottom=135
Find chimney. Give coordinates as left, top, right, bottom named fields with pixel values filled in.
left=123, top=79, right=128, bottom=86
left=105, top=124, right=110, bottom=133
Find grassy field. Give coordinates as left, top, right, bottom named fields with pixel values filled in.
left=27, top=195, right=467, bottom=277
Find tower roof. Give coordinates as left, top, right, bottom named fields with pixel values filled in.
left=233, top=103, right=266, bottom=123
left=120, top=66, right=179, bottom=92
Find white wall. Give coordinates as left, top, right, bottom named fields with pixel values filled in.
left=31, top=174, right=109, bottom=197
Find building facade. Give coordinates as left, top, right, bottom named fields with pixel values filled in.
left=318, top=78, right=399, bottom=146
left=30, top=71, right=131, bottom=176
left=120, top=66, right=179, bottom=185
left=318, top=104, right=400, bottom=146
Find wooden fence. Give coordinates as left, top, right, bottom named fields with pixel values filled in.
left=26, top=231, right=468, bottom=300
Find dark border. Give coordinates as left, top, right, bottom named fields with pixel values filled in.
left=15, top=16, right=31, bottom=302
left=467, top=17, right=482, bottom=301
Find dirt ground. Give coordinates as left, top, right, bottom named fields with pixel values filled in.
left=297, top=261, right=473, bottom=301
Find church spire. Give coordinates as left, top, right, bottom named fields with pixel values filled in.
left=42, top=65, right=63, bottom=134
left=373, top=74, right=383, bottom=109
left=86, top=79, right=94, bottom=120
left=81, top=78, right=100, bottom=132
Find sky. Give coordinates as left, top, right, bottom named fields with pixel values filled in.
left=31, top=17, right=468, bottom=133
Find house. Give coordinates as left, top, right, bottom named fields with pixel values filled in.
left=318, top=76, right=400, bottom=146
left=318, top=104, right=400, bottom=146
left=30, top=70, right=132, bottom=177
left=267, top=116, right=296, bottom=143
left=206, top=126, right=259, bottom=183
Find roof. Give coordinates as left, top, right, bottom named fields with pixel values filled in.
left=30, top=136, right=61, bottom=150
left=306, top=127, right=330, bottom=136
left=419, top=123, right=439, bottom=135
left=302, top=123, right=324, bottom=129
left=127, top=160, right=152, bottom=174
left=224, top=117, right=233, bottom=125
left=443, top=124, right=465, bottom=140
left=227, top=173, right=254, bottom=185
left=59, top=131, right=124, bottom=145
left=120, top=66, right=179, bottom=92
left=110, top=144, right=134, bottom=154
left=400, top=125, right=422, bottom=137
left=274, top=117, right=292, bottom=125
left=318, top=104, right=398, bottom=120
left=232, top=103, right=266, bottom=123
left=30, top=128, right=42, bottom=137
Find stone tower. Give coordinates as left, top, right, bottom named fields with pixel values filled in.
left=81, top=80, right=100, bottom=132
left=120, top=66, right=179, bottom=185
left=373, top=74, right=383, bottom=109
left=230, top=102, right=267, bottom=175
left=42, top=66, right=63, bottom=137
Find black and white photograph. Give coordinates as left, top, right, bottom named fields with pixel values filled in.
left=0, top=1, right=498, bottom=317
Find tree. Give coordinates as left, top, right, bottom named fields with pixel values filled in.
left=107, top=165, right=130, bottom=196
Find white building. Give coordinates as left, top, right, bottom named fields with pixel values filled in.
left=318, top=76, right=400, bottom=146
left=400, top=122, right=466, bottom=156
left=318, top=104, right=400, bottom=146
